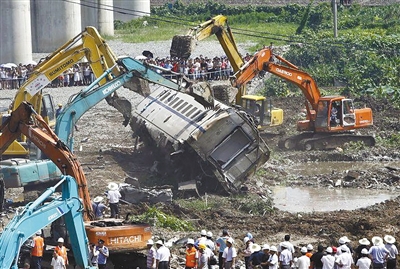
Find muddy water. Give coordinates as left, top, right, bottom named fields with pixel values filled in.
left=272, top=161, right=400, bottom=213
left=271, top=186, right=398, bottom=213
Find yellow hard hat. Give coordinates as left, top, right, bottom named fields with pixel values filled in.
left=58, top=103, right=62, bottom=107
left=198, top=244, right=206, bottom=250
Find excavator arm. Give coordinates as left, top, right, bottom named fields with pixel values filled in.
left=2, top=26, right=136, bottom=158
left=171, top=15, right=247, bottom=103
left=0, top=176, right=95, bottom=269
left=0, top=102, right=94, bottom=221
left=234, top=48, right=322, bottom=111
left=14, top=26, right=120, bottom=119
left=56, top=56, right=196, bottom=150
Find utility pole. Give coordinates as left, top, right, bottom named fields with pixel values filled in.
left=332, top=0, right=338, bottom=37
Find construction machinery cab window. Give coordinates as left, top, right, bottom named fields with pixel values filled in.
left=315, top=100, right=329, bottom=128
left=342, top=99, right=356, bottom=126
left=41, top=94, right=56, bottom=123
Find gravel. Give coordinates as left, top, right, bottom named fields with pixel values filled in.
left=33, top=39, right=255, bottom=63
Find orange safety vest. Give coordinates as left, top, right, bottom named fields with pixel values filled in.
left=55, top=245, right=68, bottom=265
left=186, top=247, right=197, bottom=268
left=31, top=236, right=44, bottom=257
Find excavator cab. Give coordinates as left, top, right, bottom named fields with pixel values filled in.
left=241, top=95, right=283, bottom=129
left=315, top=98, right=357, bottom=131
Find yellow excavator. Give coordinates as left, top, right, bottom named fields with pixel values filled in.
left=1, top=26, right=140, bottom=158
left=170, top=14, right=284, bottom=131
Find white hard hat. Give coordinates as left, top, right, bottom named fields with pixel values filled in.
left=361, top=248, right=369, bottom=255
left=147, top=239, right=154, bottom=245
left=262, top=244, right=270, bottom=250
left=307, top=244, right=313, bottom=250
left=155, top=240, right=164, bottom=246
left=301, top=247, right=307, bottom=253
left=326, top=247, right=333, bottom=253
left=187, top=238, right=195, bottom=245
left=207, top=231, right=213, bottom=237
left=244, top=237, right=250, bottom=244
left=384, top=235, right=396, bottom=244
left=57, top=237, right=64, bottom=243
left=226, top=237, right=234, bottom=244
left=36, top=231, right=42, bottom=235
left=201, top=229, right=207, bottom=236
left=339, top=236, right=350, bottom=244
left=270, top=246, right=277, bottom=252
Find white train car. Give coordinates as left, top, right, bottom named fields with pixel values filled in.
left=131, top=87, right=270, bottom=193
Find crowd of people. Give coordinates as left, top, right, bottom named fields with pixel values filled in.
left=145, top=231, right=398, bottom=269
left=0, top=52, right=250, bottom=91
left=0, top=64, right=33, bottom=90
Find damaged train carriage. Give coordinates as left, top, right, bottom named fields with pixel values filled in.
left=130, top=86, right=270, bottom=194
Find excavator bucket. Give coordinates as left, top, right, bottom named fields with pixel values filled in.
left=124, top=76, right=151, bottom=97
left=186, top=82, right=215, bottom=108
left=211, top=84, right=238, bottom=105
left=105, top=93, right=133, bottom=127
left=170, top=35, right=195, bottom=59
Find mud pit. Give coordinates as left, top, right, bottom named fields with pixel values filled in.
left=2, top=86, right=400, bottom=267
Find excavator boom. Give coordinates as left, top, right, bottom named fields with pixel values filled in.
left=0, top=102, right=94, bottom=220
left=235, top=48, right=321, bottom=111
left=1, top=26, right=136, bottom=158
left=0, top=102, right=152, bottom=253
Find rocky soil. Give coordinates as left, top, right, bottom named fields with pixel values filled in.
left=1, top=39, right=400, bottom=267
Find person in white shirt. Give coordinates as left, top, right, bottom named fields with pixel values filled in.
left=51, top=251, right=66, bottom=269
left=88, top=243, right=99, bottom=267
left=356, top=248, right=371, bottom=269
left=278, top=235, right=295, bottom=254
left=206, top=231, right=215, bottom=252
left=106, top=182, right=121, bottom=218
left=279, top=243, right=293, bottom=269
left=267, top=246, right=279, bottom=269
left=147, top=239, right=157, bottom=269
left=222, top=238, right=237, bottom=269
left=243, top=236, right=254, bottom=269
left=155, top=240, right=170, bottom=269
left=384, top=235, right=398, bottom=269
left=321, top=247, right=335, bottom=269
left=335, top=245, right=354, bottom=269
left=296, top=247, right=311, bottom=269
left=198, top=244, right=209, bottom=269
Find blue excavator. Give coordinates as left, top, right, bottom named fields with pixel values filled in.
left=0, top=101, right=152, bottom=266
left=0, top=175, right=96, bottom=269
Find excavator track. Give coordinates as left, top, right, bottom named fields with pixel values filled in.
left=279, top=133, right=376, bottom=151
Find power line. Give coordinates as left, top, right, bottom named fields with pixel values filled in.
left=61, top=0, right=397, bottom=55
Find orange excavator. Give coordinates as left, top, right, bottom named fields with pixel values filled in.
left=0, top=102, right=151, bottom=257
left=234, top=48, right=375, bottom=150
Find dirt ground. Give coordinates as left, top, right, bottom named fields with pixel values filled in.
left=69, top=87, right=400, bottom=259
left=2, top=84, right=399, bottom=268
